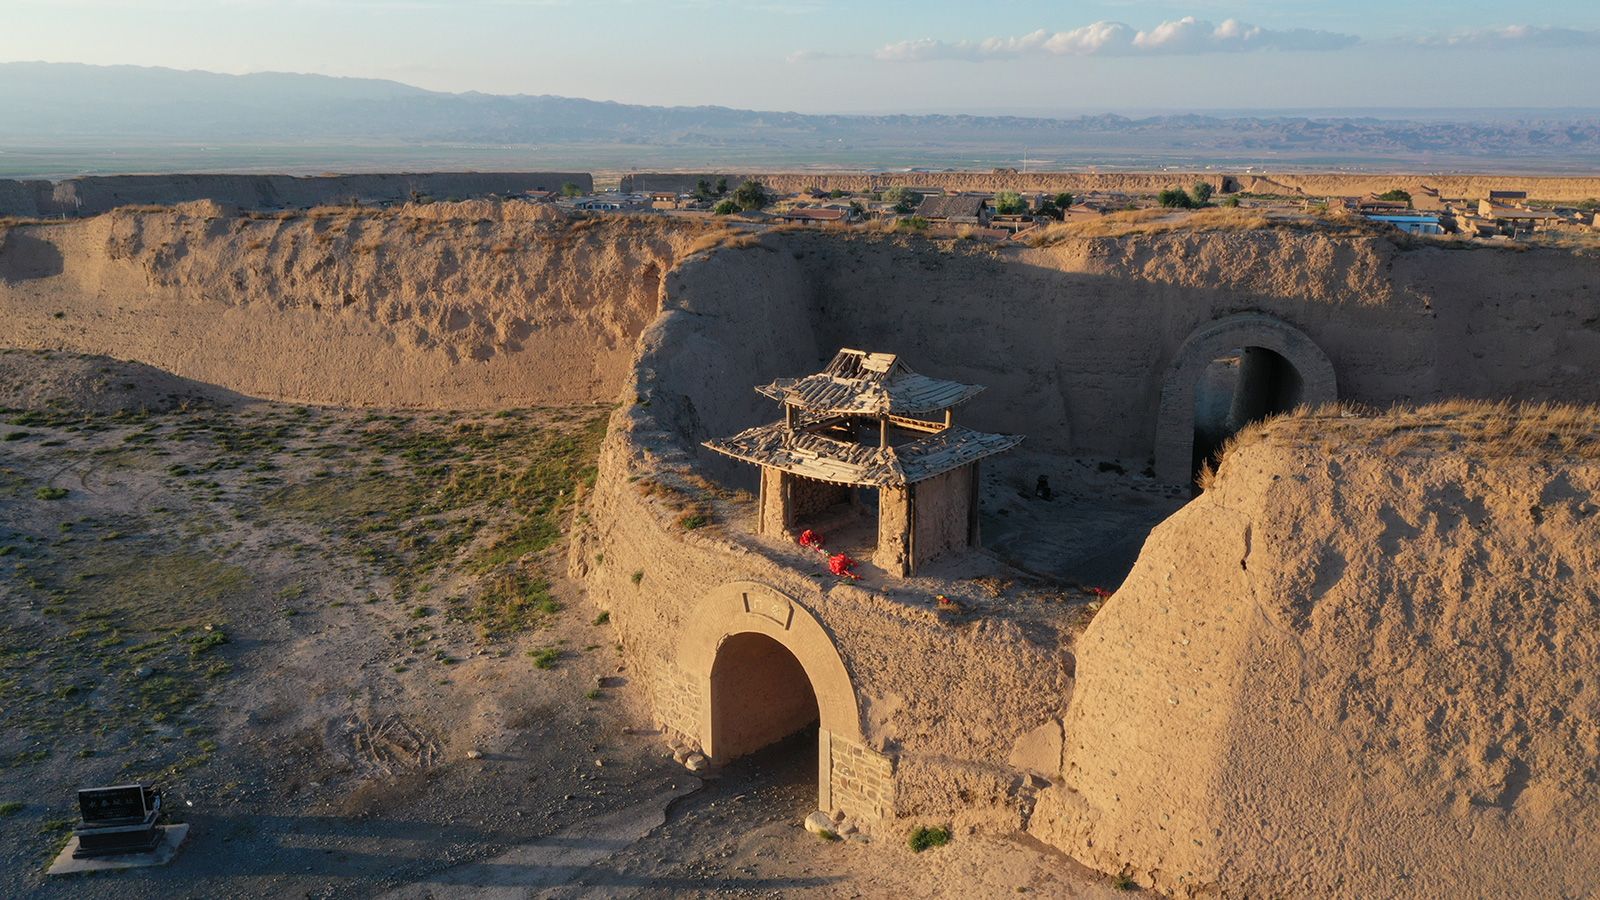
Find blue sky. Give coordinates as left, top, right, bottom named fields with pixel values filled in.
left=4, top=0, right=1600, bottom=112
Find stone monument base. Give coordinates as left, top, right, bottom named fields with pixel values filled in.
left=46, top=823, right=188, bottom=876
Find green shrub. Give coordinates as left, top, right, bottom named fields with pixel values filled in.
left=35, top=486, right=68, bottom=500
left=528, top=647, right=560, bottom=669
left=630, top=569, right=644, bottom=585
left=592, top=611, right=610, bottom=626
left=712, top=199, right=738, bottom=215
left=908, top=824, right=951, bottom=852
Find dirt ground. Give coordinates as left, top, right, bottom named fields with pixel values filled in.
left=0, top=352, right=1130, bottom=898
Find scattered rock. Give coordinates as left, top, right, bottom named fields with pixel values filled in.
left=132, top=666, right=154, bottom=680
left=684, top=753, right=709, bottom=772
left=804, top=810, right=838, bottom=838
left=465, top=749, right=484, bottom=760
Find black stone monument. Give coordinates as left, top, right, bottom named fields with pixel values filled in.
left=72, top=784, right=163, bottom=858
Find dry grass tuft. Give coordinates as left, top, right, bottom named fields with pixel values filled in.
left=1202, top=400, right=1600, bottom=490
left=683, top=227, right=760, bottom=256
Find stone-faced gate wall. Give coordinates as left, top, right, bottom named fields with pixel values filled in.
left=669, top=580, right=892, bottom=819
left=1154, top=312, right=1339, bottom=483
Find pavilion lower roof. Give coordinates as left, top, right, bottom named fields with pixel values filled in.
left=704, top=421, right=1022, bottom=487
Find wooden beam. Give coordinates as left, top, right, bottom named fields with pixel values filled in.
left=886, top=414, right=945, bottom=433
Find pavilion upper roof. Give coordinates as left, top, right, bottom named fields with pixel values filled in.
left=756, top=349, right=984, bottom=417
left=704, top=421, right=1022, bottom=487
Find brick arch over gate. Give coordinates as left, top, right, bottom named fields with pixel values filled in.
left=677, top=580, right=874, bottom=814
left=680, top=581, right=862, bottom=753
left=1154, top=312, right=1338, bottom=483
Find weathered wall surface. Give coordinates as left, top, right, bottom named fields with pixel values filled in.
left=0, top=202, right=712, bottom=407
left=1235, top=172, right=1600, bottom=201
left=777, top=230, right=1600, bottom=464
left=621, top=170, right=1600, bottom=201
left=621, top=171, right=1227, bottom=196
left=0, top=172, right=592, bottom=218
left=1031, top=427, right=1600, bottom=897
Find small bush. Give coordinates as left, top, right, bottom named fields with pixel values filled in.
left=0, top=801, right=22, bottom=816
left=528, top=647, right=560, bottom=669
left=908, top=824, right=951, bottom=852
left=678, top=510, right=709, bottom=530
left=35, top=486, right=68, bottom=500
left=712, top=199, right=739, bottom=215
left=1113, top=872, right=1138, bottom=891
left=630, top=569, right=644, bottom=585
left=592, top=611, right=610, bottom=626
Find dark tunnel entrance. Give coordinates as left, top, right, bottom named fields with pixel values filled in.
left=1192, top=346, right=1305, bottom=476
left=709, top=632, right=821, bottom=760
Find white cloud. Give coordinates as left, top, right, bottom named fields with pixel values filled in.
left=1414, top=25, right=1600, bottom=49
left=856, top=17, right=1356, bottom=63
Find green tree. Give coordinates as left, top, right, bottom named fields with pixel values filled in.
left=733, top=181, right=769, bottom=211
left=995, top=191, right=1027, bottom=215
left=695, top=179, right=714, bottom=200
left=1054, top=192, right=1074, bottom=210
left=715, top=178, right=729, bottom=196
left=1191, top=182, right=1215, bottom=205
left=1036, top=199, right=1063, bottom=220
left=1222, top=195, right=1241, bottom=208
left=1157, top=188, right=1195, bottom=209
left=883, top=186, right=922, bottom=214
left=712, top=199, right=739, bottom=215
left=560, top=182, right=583, bottom=198
left=1377, top=189, right=1413, bottom=204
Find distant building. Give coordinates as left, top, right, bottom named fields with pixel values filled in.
left=1353, top=196, right=1412, bottom=215
left=1059, top=202, right=1109, bottom=222
left=649, top=192, right=681, bottom=210
left=522, top=189, right=557, bottom=203
left=1365, top=213, right=1443, bottom=235
left=915, top=194, right=992, bottom=226
left=1476, top=199, right=1568, bottom=236
left=1488, top=190, right=1529, bottom=204
left=775, top=207, right=851, bottom=225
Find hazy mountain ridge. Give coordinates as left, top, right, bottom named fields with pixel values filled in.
left=3, top=62, right=1599, bottom=168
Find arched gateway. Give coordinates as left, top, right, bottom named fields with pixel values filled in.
left=1154, top=313, right=1338, bottom=484
left=678, top=581, right=889, bottom=817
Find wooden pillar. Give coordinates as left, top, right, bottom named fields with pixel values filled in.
left=967, top=461, right=981, bottom=548
left=759, top=467, right=790, bottom=536
left=875, top=484, right=913, bottom=577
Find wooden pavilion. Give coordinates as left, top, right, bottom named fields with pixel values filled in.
left=705, top=349, right=1022, bottom=576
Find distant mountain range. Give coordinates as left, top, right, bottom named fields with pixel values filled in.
left=3, top=62, right=1599, bottom=175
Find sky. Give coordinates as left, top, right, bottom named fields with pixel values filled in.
left=4, top=0, right=1600, bottom=113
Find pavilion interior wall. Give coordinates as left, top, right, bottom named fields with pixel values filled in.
left=911, top=464, right=977, bottom=567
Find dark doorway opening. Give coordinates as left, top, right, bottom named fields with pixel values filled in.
left=710, top=633, right=820, bottom=761
left=1192, top=346, right=1305, bottom=476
